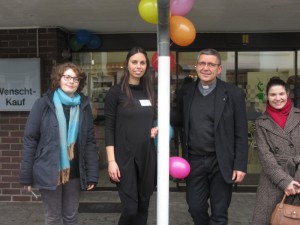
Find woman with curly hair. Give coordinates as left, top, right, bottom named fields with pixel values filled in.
left=20, top=62, right=99, bottom=225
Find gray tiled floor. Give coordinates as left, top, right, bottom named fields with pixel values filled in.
left=0, top=191, right=255, bottom=225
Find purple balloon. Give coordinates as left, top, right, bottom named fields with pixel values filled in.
left=171, top=0, right=195, bottom=16
left=169, top=156, right=191, bottom=179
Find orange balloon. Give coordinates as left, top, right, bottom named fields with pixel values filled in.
left=170, top=16, right=196, bottom=46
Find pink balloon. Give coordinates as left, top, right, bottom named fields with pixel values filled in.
left=171, top=0, right=195, bottom=16
left=169, top=156, right=191, bottom=179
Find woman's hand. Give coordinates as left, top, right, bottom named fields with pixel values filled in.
left=151, top=127, right=158, bottom=138
left=24, top=186, right=32, bottom=192
left=108, top=160, right=121, bottom=182
left=284, top=180, right=300, bottom=196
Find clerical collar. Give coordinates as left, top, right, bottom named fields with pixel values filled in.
left=198, top=80, right=217, bottom=96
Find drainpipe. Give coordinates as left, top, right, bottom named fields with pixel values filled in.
left=36, top=28, right=39, bottom=57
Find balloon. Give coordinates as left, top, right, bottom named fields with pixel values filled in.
left=171, top=0, right=195, bottom=16
left=69, top=36, right=84, bottom=52
left=169, top=156, right=191, bottom=179
left=153, top=123, right=173, bottom=146
left=75, top=29, right=92, bottom=44
left=151, top=51, right=176, bottom=72
left=87, top=34, right=102, bottom=49
left=138, top=0, right=158, bottom=24
left=153, top=126, right=173, bottom=146
left=151, top=52, right=158, bottom=71
left=171, top=63, right=183, bottom=75
left=170, top=16, right=196, bottom=46
left=170, top=53, right=175, bottom=70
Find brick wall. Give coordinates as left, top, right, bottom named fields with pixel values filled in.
left=0, top=27, right=69, bottom=202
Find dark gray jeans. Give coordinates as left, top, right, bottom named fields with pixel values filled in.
left=39, top=178, right=81, bottom=225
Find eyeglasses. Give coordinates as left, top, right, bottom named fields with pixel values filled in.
left=62, top=75, right=80, bottom=83
left=196, top=62, right=220, bottom=68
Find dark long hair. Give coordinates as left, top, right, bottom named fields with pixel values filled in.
left=120, top=46, right=155, bottom=106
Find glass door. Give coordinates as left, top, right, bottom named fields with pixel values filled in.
left=237, top=51, right=295, bottom=190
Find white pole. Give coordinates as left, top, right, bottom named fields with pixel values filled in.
left=157, top=56, right=170, bottom=225
left=157, top=0, right=170, bottom=224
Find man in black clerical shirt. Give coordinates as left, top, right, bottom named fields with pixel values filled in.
left=173, top=49, right=248, bottom=225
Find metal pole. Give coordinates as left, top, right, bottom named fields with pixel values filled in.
left=157, top=1, right=170, bottom=225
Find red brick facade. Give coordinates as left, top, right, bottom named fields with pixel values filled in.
left=0, top=28, right=69, bottom=201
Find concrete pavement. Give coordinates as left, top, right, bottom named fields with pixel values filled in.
left=0, top=191, right=255, bottom=225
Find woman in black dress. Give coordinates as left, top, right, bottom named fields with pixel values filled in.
left=105, top=46, right=157, bottom=225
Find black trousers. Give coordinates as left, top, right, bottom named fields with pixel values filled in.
left=186, top=154, right=233, bottom=225
left=117, top=187, right=150, bottom=225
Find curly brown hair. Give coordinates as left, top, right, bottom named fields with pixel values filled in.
left=50, top=62, right=87, bottom=93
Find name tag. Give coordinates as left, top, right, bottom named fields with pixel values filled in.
left=139, top=100, right=152, bottom=106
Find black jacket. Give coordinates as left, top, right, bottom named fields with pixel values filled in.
left=172, top=78, right=248, bottom=183
left=20, top=90, right=99, bottom=190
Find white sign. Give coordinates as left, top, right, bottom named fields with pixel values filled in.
left=0, top=58, right=41, bottom=111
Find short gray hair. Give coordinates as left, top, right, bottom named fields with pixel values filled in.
left=197, top=49, right=221, bottom=65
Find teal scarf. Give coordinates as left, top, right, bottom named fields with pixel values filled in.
left=53, top=88, right=80, bottom=184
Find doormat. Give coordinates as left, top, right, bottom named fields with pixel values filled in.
left=79, top=202, right=122, bottom=213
